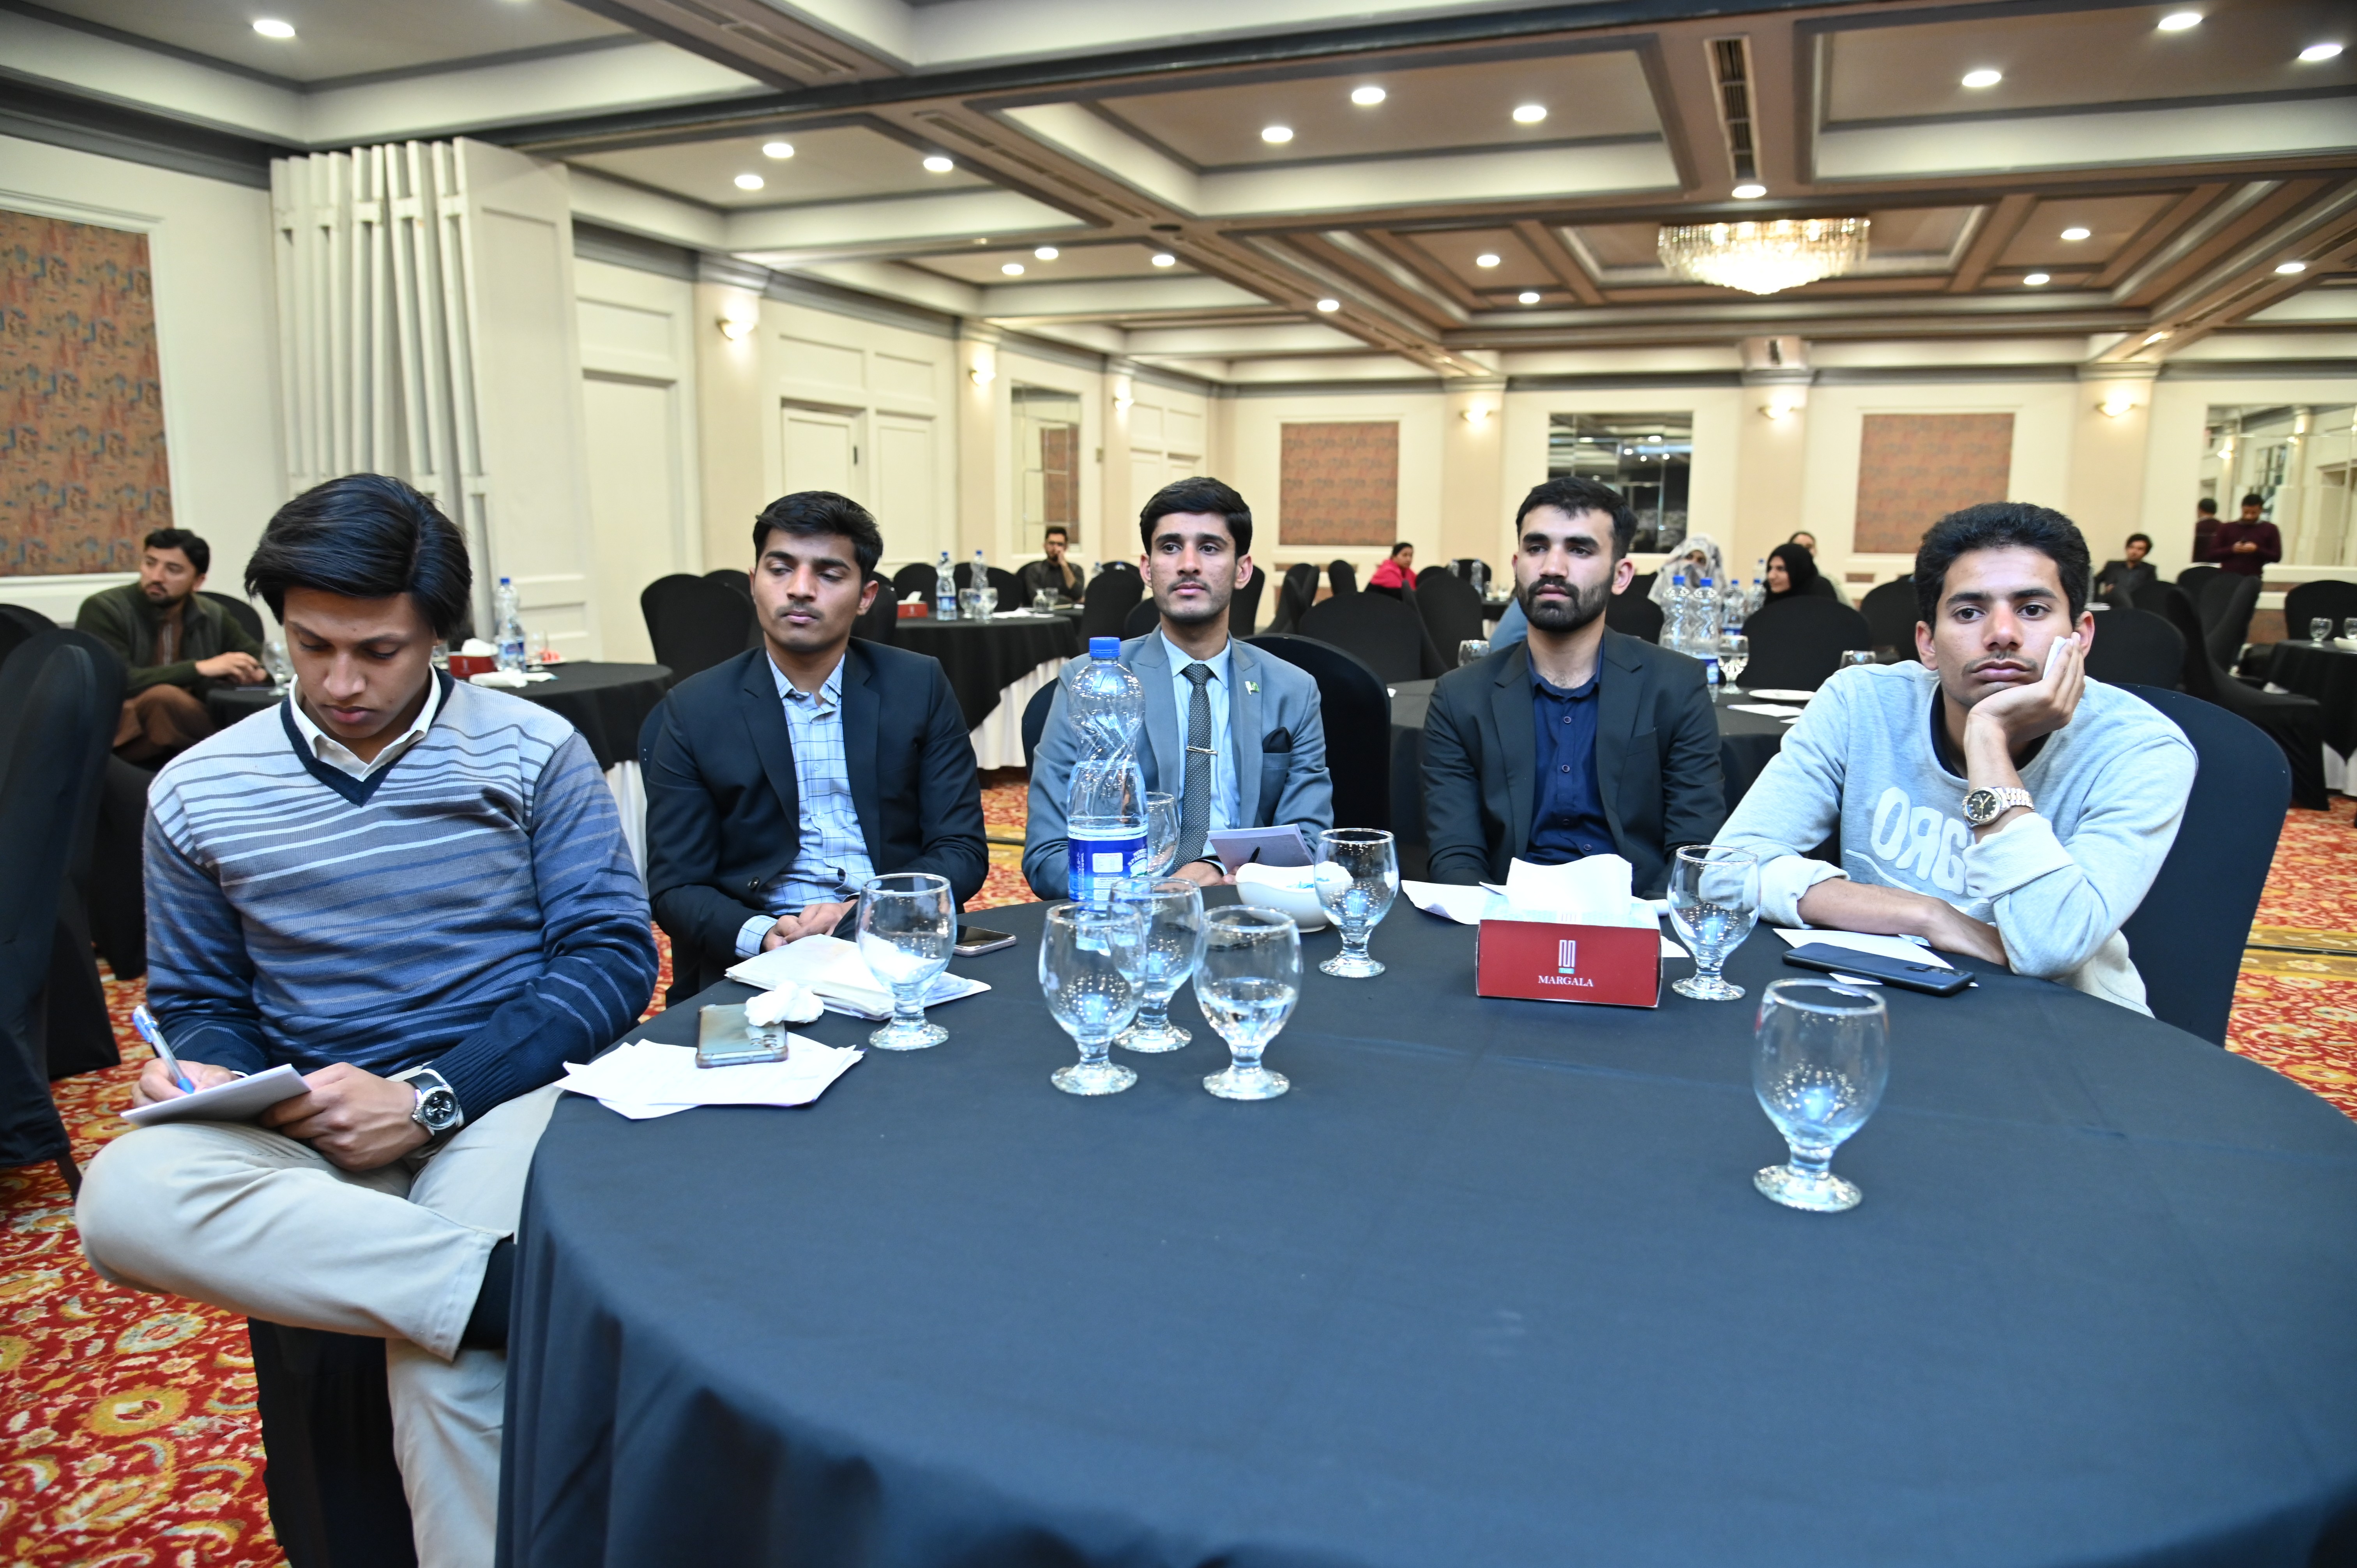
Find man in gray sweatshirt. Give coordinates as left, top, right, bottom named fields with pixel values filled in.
left=1716, top=502, right=2194, bottom=1013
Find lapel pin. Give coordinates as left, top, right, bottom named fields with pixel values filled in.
left=1246, top=681, right=1259, bottom=694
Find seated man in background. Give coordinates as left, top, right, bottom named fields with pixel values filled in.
left=1716, top=502, right=2194, bottom=1013
left=1018, top=524, right=1084, bottom=602
left=645, top=490, right=986, bottom=1000
left=77, top=475, right=658, bottom=1568
left=78, top=526, right=269, bottom=763
left=2208, top=493, right=2281, bottom=577
left=2093, top=532, right=2157, bottom=605
left=1422, top=476, right=1724, bottom=899
left=1026, top=476, right=1332, bottom=896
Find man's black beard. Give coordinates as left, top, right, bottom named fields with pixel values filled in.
left=1518, top=574, right=1610, bottom=634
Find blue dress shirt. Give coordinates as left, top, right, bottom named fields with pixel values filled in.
left=1528, top=666, right=1615, bottom=865
left=735, top=653, right=875, bottom=957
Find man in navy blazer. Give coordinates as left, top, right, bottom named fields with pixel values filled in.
left=1422, top=475, right=1725, bottom=899
left=1025, top=477, right=1333, bottom=898
left=644, top=492, right=987, bottom=999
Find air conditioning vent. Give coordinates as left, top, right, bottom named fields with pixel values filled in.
left=1709, top=36, right=1757, bottom=184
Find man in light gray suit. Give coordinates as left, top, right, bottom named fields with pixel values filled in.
left=1025, top=477, right=1333, bottom=897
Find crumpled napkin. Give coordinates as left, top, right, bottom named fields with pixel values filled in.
left=468, top=669, right=555, bottom=687
left=744, top=980, right=823, bottom=1028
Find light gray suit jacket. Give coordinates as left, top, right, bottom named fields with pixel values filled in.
left=1023, top=634, right=1334, bottom=899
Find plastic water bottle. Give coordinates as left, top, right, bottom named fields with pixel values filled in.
left=935, top=550, right=957, bottom=621
left=494, top=577, right=526, bottom=671
left=1665, top=572, right=1689, bottom=654
left=969, top=548, right=990, bottom=617
left=1720, top=576, right=1748, bottom=637
left=1695, top=576, right=1721, bottom=651
left=1064, top=636, right=1148, bottom=904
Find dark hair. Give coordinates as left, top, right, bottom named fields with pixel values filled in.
left=2126, top=532, right=2153, bottom=550
left=1912, top=501, right=2091, bottom=626
left=753, top=491, right=882, bottom=574
left=1140, top=476, right=1251, bottom=556
left=1766, top=542, right=1819, bottom=599
left=2240, top=493, right=2265, bottom=509
left=1513, top=476, right=1638, bottom=557
left=1043, top=526, right=1069, bottom=544
left=245, top=475, right=472, bottom=637
left=1387, top=541, right=1413, bottom=559
left=143, top=527, right=209, bottom=575
left=2196, top=498, right=2218, bottom=514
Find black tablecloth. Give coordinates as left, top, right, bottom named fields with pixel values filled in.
left=895, top=614, right=1082, bottom=728
left=504, top=899, right=2357, bottom=1568
left=2269, top=641, right=2357, bottom=756
left=205, top=662, right=670, bottom=770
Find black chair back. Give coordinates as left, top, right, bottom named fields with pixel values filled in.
left=1603, top=590, right=1665, bottom=644
left=0, top=607, right=48, bottom=666
left=2114, top=684, right=2289, bottom=1045
left=1858, top=579, right=1919, bottom=658
left=1246, top=634, right=1390, bottom=831
left=2283, top=579, right=2357, bottom=638
left=199, top=591, right=267, bottom=642
left=2130, top=578, right=2175, bottom=617
left=2176, top=564, right=2221, bottom=599
left=1021, top=678, right=1058, bottom=769
left=1079, top=567, right=1145, bottom=641
left=2153, top=584, right=2329, bottom=809
left=986, top=566, right=1022, bottom=608
left=2197, top=573, right=2258, bottom=666
left=1231, top=564, right=1265, bottom=637
left=703, top=569, right=752, bottom=598
left=1738, top=597, right=1872, bottom=691
left=1412, top=569, right=1488, bottom=660
left=892, top=562, right=938, bottom=603
left=854, top=576, right=898, bottom=647
left=2085, top=609, right=2184, bottom=689
left=1626, top=571, right=1657, bottom=603
left=1327, top=560, right=1357, bottom=598
left=1297, top=590, right=1444, bottom=683
left=1269, top=564, right=1319, bottom=634
left=640, top=574, right=758, bottom=685
left=1122, top=599, right=1160, bottom=639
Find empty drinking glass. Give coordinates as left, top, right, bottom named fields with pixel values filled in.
left=1753, top=979, right=1889, bottom=1212
left=1458, top=638, right=1491, bottom=668
left=1668, top=844, right=1760, bottom=1001
left=1314, top=828, right=1398, bottom=978
left=2313, top=617, right=2335, bottom=644
left=1839, top=649, right=1876, bottom=669
left=858, top=872, right=955, bottom=1050
left=1113, top=877, right=1205, bottom=1053
left=1041, top=901, right=1146, bottom=1095
left=2345, top=618, right=2357, bottom=642
left=1718, top=634, right=1749, bottom=688
left=1196, top=906, right=1300, bottom=1100
left=1141, top=792, right=1179, bottom=879
left=263, top=636, right=295, bottom=694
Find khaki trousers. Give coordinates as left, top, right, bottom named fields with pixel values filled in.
left=115, top=683, right=216, bottom=763
left=75, top=1083, right=562, bottom=1568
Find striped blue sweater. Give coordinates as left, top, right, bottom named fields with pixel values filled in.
left=144, top=675, right=658, bottom=1117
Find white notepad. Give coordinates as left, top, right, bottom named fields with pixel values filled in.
left=121, top=1063, right=307, bottom=1127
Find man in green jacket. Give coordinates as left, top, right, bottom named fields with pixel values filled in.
left=78, top=528, right=269, bottom=763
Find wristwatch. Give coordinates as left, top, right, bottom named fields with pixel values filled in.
left=1961, top=786, right=2034, bottom=826
left=398, top=1068, right=464, bottom=1137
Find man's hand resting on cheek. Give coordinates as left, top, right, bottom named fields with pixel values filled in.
left=258, top=1063, right=431, bottom=1171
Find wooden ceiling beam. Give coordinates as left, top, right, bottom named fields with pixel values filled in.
left=1948, top=193, right=2035, bottom=294
left=1512, top=220, right=1606, bottom=306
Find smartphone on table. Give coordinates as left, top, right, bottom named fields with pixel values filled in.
left=954, top=925, right=1017, bottom=957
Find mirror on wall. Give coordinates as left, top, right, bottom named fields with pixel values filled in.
left=2203, top=405, right=2357, bottom=567
left=1013, top=385, right=1083, bottom=544
left=1546, top=413, right=1693, bottom=551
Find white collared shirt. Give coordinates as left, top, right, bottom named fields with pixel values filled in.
left=287, top=675, right=445, bottom=780
left=1161, top=632, right=1237, bottom=836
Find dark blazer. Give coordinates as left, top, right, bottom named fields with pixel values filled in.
left=1421, top=632, right=1726, bottom=898
left=2094, top=559, right=2158, bottom=605
left=643, top=641, right=989, bottom=999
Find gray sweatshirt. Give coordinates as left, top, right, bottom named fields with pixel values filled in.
left=1716, top=662, right=2194, bottom=1012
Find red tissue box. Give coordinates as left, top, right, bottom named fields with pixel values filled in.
left=898, top=601, right=929, bottom=619
left=1475, top=918, right=1662, bottom=1008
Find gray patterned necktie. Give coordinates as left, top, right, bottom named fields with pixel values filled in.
left=1178, top=663, right=1215, bottom=865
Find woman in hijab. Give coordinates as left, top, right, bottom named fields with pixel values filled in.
left=1762, top=541, right=1827, bottom=604
left=1646, top=531, right=1725, bottom=606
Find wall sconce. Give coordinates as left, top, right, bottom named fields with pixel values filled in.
left=717, top=314, right=756, bottom=341
left=1760, top=401, right=1797, bottom=421
left=969, top=364, right=996, bottom=387
left=1461, top=404, right=1491, bottom=426
left=2098, top=396, right=2137, bottom=418
left=1113, top=394, right=1134, bottom=411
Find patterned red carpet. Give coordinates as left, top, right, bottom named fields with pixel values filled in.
left=5, top=780, right=2351, bottom=1563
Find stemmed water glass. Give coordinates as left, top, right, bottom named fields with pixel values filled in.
left=1753, top=979, right=1889, bottom=1212
left=1457, top=638, right=1490, bottom=668
left=857, top=872, right=955, bottom=1049
left=1196, top=906, right=1300, bottom=1100
left=1140, top=792, right=1179, bottom=879
left=1668, top=844, right=1760, bottom=1001
left=1313, top=828, right=1398, bottom=978
left=2344, top=617, right=2357, bottom=643
left=1113, top=877, right=1205, bottom=1053
left=1718, top=634, right=1748, bottom=690
left=1041, top=901, right=1147, bottom=1095
left=2313, top=617, right=2335, bottom=644
left=264, top=636, right=295, bottom=695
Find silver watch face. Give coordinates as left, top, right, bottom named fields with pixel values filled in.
left=415, top=1086, right=461, bottom=1133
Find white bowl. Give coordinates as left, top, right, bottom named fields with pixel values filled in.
left=1233, top=864, right=1331, bottom=930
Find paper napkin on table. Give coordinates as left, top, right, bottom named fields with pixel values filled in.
left=560, top=1038, right=860, bottom=1119
left=1728, top=703, right=1807, bottom=719
left=726, top=934, right=989, bottom=1021
left=468, top=669, right=555, bottom=687
left=1501, top=856, right=1658, bottom=929
left=1402, top=880, right=1496, bottom=925
left=744, top=980, right=823, bottom=1027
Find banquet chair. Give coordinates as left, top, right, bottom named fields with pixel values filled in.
left=1735, top=597, right=1872, bottom=691
left=1327, top=560, right=1357, bottom=598
left=1412, top=569, right=1488, bottom=662
left=891, top=561, right=937, bottom=604
left=1021, top=679, right=1057, bottom=768
left=2153, top=585, right=2326, bottom=809
left=1858, top=579, right=1919, bottom=660
left=2176, top=563, right=2221, bottom=599
left=2115, top=684, right=2289, bottom=1045
left=246, top=1320, right=414, bottom=1568
left=640, top=574, right=757, bottom=685
left=1122, top=599, right=1160, bottom=639
left=987, top=565, right=1023, bottom=608
left=1245, top=634, right=1390, bottom=834
left=1297, top=590, right=1446, bottom=683
left=2083, top=609, right=2184, bottom=690
left=853, top=576, right=898, bottom=646
left=200, top=590, right=267, bottom=642
left=2283, top=579, right=2357, bottom=637
left=1267, top=563, right=1319, bottom=634
left=2196, top=573, right=2259, bottom=667
left=1231, top=563, right=1265, bottom=636
left=1079, top=567, right=1143, bottom=641
left=703, top=568, right=752, bottom=597
left=1604, top=590, right=1665, bottom=644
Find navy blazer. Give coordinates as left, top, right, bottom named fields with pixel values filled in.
left=642, top=641, right=988, bottom=999
left=1421, top=633, right=1726, bottom=899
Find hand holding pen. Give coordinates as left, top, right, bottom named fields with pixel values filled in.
left=131, top=1004, right=194, bottom=1094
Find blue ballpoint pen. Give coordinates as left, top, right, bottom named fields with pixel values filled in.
left=131, top=1005, right=194, bottom=1094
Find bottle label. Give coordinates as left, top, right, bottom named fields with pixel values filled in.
left=1068, top=825, right=1147, bottom=904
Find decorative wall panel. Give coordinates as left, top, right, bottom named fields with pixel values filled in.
left=1280, top=422, right=1397, bottom=547
left=1854, top=413, right=2013, bottom=553
left=0, top=211, right=171, bottom=574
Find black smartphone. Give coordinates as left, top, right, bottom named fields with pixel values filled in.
left=954, top=925, right=1018, bottom=957
left=1782, top=942, right=1973, bottom=996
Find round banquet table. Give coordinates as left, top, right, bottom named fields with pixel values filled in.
left=204, top=660, right=670, bottom=770
left=501, top=898, right=2357, bottom=1568
left=2267, top=640, right=2357, bottom=759
left=893, top=613, right=1083, bottom=729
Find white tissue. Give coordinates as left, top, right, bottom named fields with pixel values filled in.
left=460, top=637, right=496, bottom=655
left=744, top=981, right=823, bottom=1027
left=1498, top=856, right=1656, bottom=929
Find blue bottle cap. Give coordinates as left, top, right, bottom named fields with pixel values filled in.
left=1089, top=636, right=1121, bottom=659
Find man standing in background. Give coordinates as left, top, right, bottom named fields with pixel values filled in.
left=2192, top=497, right=2220, bottom=562
left=2208, top=493, right=2281, bottom=577
left=77, top=527, right=269, bottom=763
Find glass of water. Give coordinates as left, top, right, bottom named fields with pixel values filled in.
left=1041, top=901, right=1146, bottom=1095
left=857, top=872, right=955, bottom=1050
left=1113, top=878, right=1205, bottom=1053
left=1313, top=828, right=1399, bottom=978
left=1458, top=638, right=1490, bottom=668
left=2313, top=617, right=2335, bottom=644
left=1141, top=792, right=1179, bottom=878
left=1196, top=906, right=1300, bottom=1100
left=1839, top=649, right=1876, bottom=669
left=2344, top=618, right=2357, bottom=642
left=1668, top=845, right=1760, bottom=1001
left=263, top=636, right=295, bottom=694
left=1718, top=634, right=1748, bottom=689
left=1753, top=979, right=1889, bottom=1213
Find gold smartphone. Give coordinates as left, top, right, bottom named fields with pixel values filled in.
left=696, top=1004, right=790, bottom=1067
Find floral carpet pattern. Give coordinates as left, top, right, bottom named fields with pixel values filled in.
left=5, top=779, right=2350, bottom=1564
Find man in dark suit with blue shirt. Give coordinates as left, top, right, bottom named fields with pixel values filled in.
left=1025, top=477, right=1333, bottom=897
left=1422, top=475, right=1725, bottom=898
left=643, top=491, right=988, bottom=1000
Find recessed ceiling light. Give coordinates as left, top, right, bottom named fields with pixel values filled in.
left=923, top=155, right=955, bottom=173
left=2156, top=11, right=2202, bottom=29
left=1518, top=290, right=1541, bottom=304
left=2023, top=272, right=2051, bottom=286
left=1150, top=253, right=1175, bottom=267
left=2060, top=226, right=2091, bottom=241
left=1351, top=85, right=1386, bottom=106
left=1512, top=104, right=1547, bottom=124
left=1475, top=253, right=1501, bottom=267
left=2300, top=42, right=2344, bottom=61
left=762, top=141, right=794, bottom=159
left=1262, top=125, right=1294, bottom=144
left=1001, top=263, right=1026, bottom=276
left=1961, top=68, right=2003, bottom=88
left=733, top=173, right=764, bottom=191
left=1315, top=298, right=1340, bottom=312
left=2276, top=260, right=2309, bottom=274
left=252, top=18, right=295, bottom=37
left=1732, top=183, right=1767, bottom=200
left=1034, top=246, right=1059, bottom=260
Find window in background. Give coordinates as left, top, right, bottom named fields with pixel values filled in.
left=1545, top=414, right=1691, bottom=551
left=2206, top=405, right=2357, bottom=566
left=1014, top=385, right=1082, bottom=544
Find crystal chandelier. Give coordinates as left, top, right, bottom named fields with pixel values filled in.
left=1656, top=217, right=1870, bottom=296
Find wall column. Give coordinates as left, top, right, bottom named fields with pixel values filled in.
left=2067, top=363, right=2159, bottom=559
left=955, top=321, right=1002, bottom=560
left=694, top=267, right=767, bottom=572
left=1732, top=347, right=1813, bottom=575
left=1441, top=378, right=1507, bottom=568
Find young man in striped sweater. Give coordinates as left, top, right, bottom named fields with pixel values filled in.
left=75, top=475, right=658, bottom=1568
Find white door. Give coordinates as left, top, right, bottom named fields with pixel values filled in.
left=872, top=413, right=937, bottom=554
left=583, top=374, right=683, bottom=663
left=782, top=403, right=862, bottom=502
